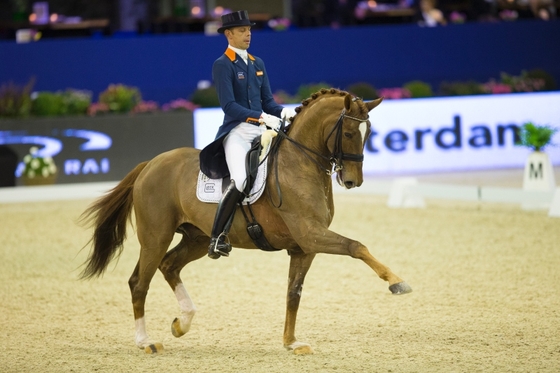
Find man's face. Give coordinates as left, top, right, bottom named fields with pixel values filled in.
left=226, top=26, right=251, bottom=50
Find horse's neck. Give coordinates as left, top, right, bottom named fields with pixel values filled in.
left=289, top=97, right=339, bottom=155
left=278, top=97, right=339, bottom=189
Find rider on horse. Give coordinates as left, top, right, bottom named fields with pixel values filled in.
left=199, top=10, right=296, bottom=260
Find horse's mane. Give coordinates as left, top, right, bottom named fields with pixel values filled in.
left=291, top=88, right=370, bottom=128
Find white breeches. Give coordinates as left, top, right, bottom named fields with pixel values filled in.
left=223, top=122, right=266, bottom=192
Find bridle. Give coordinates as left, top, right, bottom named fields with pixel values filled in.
left=266, top=105, right=370, bottom=207
left=325, top=109, right=370, bottom=175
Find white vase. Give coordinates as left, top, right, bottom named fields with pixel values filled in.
left=522, top=151, right=556, bottom=210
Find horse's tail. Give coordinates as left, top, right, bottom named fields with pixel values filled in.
left=79, top=161, right=149, bottom=279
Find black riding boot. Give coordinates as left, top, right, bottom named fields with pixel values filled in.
left=208, top=181, right=243, bottom=259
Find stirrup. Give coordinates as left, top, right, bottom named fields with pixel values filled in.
left=209, top=232, right=231, bottom=259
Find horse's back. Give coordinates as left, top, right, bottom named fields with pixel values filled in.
left=135, top=146, right=201, bottom=201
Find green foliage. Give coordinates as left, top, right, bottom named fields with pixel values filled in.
left=99, top=84, right=141, bottom=113
left=346, top=82, right=378, bottom=99
left=63, top=89, right=92, bottom=115
left=295, top=82, right=332, bottom=101
left=31, top=89, right=92, bottom=117
left=516, top=122, right=558, bottom=152
left=500, top=71, right=545, bottom=92
left=0, top=78, right=34, bottom=118
left=190, top=86, right=220, bottom=108
left=524, top=69, right=557, bottom=91
left=439, top=80, right=485, bottom=96
left=403, top=80, right=433, bottom=98
left=31, top=92, right=66, bottom=116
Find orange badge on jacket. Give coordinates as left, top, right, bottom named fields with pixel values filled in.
left=256, top=71, right=264, bottom=76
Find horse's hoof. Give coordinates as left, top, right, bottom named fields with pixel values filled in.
left=389, top=281, right=412, bottom=295
left=285, top=341, right=314, bottom=355
left=171, top=317, right=185, bottom=338
left=144, top=343, right=164, bottom=354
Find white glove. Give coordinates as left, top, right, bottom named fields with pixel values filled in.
left=281, top=107, right=297, bottom=123
left=259, top=113, right=282, bottom=131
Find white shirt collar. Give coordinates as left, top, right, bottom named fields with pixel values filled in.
left=228, top=45, right=248, bottom=63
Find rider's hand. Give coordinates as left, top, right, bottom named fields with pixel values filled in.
left=259, top=113, right=282, bottom=131
left=281, top=107, right=297, bottom=123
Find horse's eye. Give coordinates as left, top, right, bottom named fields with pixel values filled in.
left=344, top=132, right=352, bottom=139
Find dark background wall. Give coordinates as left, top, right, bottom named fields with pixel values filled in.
left=0, top=20, right=558, bottom=105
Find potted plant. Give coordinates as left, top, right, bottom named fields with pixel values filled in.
left=20, top=146, right=58, bottom=186
left=516, top=122, right=558, bottom=208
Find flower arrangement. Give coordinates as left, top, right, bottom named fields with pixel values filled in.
left=31, top=89, right=92, bottom=116
left=439, top=80, right=486, bottom=96
left=161, top=98, right=199, bottom=112
left=87, top=102, right=110, bottom=116
left=482, top=80, right=512, bottom=94
left=132, top=100, right=160, bottom=114
left=403, top=80, right=433, bottom=98
left=500, top=71, right=545, bottom=93
left=377, top=87, right=411, bottom=100
left=516, top=122, right=558, bottom=152
left=190, top=86, right=220, bottom=108
left=21, top=146, right=57, bottom=181
left=346, top=82, right=378, bottom=100
left=0, top=78, right=34, bottom=118
left=98, top=84, right=141, bottom=113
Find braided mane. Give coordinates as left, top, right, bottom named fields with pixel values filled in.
left=292, top=88, right=370, bottom=120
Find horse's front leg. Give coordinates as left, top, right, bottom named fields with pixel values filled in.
left=353, top=242, right=412, bottom=294
left=284, top=251, right=316, bottom=355
left=286, top=220, right=412, bottom=294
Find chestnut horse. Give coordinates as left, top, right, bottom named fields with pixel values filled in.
left=79, top=88, right=412, bottom=355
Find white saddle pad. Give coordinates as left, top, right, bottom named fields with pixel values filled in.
left=196, top=137, right=273, bottom=205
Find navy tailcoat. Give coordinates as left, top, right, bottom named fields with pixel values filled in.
left=199, top=48, right=283, bottom=179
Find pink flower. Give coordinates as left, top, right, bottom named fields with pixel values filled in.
left=132, top=100, right=159, bottom=114
left=482, top=81, right=512, bottom=94
left=162, top=98, right=199, bottom=112
left=378, top=87, right=411, bottom=100
left=87, top=102, right=110, bottom=116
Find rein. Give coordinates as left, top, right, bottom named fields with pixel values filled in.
left=266, top=107, right=369, bottom=208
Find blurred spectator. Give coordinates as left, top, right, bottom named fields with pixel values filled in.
left=324, top=0, right=360, bottom=28
left=292, top=0, right=328, bottom=27
left=528, top=0, right=557, bottom=19
left=414, top=0, right=447, bottom=26
left=293, top=0, right=361, bottom=28
left=471, top=0, right=499, bottom=21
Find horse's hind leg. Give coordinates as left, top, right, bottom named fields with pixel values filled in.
left=159, top=225, right=208, bottom=338
left=129, top=227, right=174, bottom=353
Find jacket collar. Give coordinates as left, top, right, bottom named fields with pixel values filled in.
left=224, top=48, right=255, bottom=62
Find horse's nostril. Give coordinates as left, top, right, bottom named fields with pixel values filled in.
left=344, top=181, right=355, bottom=189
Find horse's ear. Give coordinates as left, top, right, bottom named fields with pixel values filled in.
left=365, top=97, right=383, bottom=111
left=344, top=93, right=353, bottom=110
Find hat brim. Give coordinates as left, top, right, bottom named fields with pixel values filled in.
left=217, top=21, right=256, bottom=34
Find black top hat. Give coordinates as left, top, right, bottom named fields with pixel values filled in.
left=217, top=10, right=255, bottom=33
